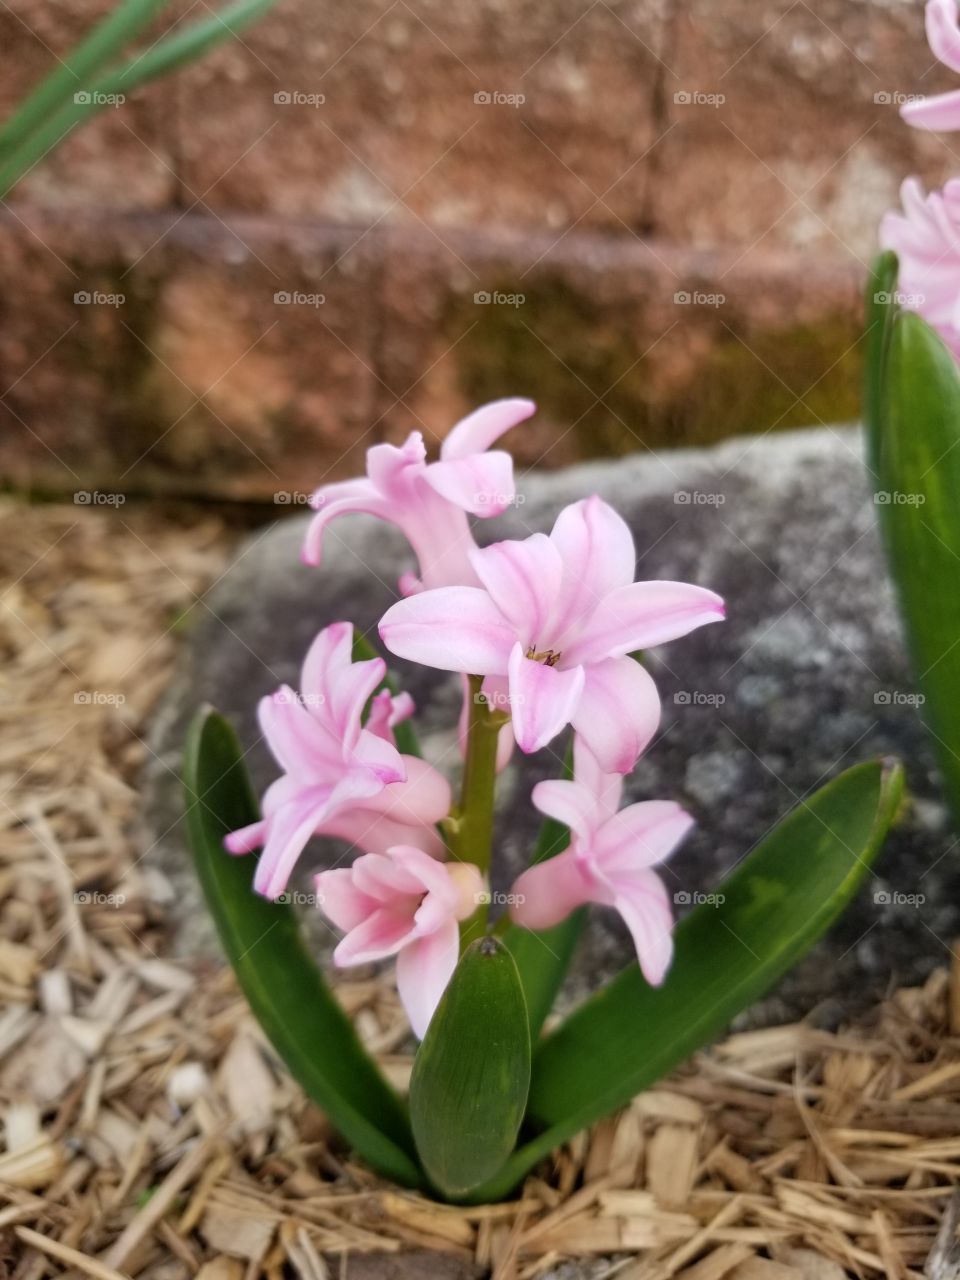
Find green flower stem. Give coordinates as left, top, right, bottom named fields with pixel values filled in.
left=455, top=675, right=506, bottom=940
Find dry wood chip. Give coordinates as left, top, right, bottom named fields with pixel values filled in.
left=647, top=1124, right=701, bottom=1207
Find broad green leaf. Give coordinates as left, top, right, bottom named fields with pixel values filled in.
left=469, top=758, right=903, bottom=1201
left=0, top=0, right=278, bottom=198
left=410, top=937, right=531, bottom=1198
left=0, top=0, right=170, bottom=160
left=183, top=706, right=423, bottom=1188
left=500, top=746, right=583, bottom=1036
left=876, top=310, right=960, bottom=825
left=863, top=250, right=899, bottom=477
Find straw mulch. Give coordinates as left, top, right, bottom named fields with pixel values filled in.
left=2, top=498, right=960, bottom=1280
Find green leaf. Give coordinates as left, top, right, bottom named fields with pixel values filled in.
left=875, top=309, right=960, bottom=825
left=469, top=758, right=903, bottom=1201
left=863, top=250, right=899, bottom=477
left=410, top=937, right=531, bottom=1198
left=183, top=706, right=423, bottom=1188
left=0, top=0, right=278, bottom=198
left=0, top=0, right=170, bottom=160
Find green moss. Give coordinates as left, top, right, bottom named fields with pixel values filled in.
left=450, top=276, right=861, bottom=458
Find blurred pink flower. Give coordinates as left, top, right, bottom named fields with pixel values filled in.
left=302, top=398, right=536, bottom=592
left=224, top=623, right=451, bottom=899
left=317, top=846, right=484, bottom=1037
left=880, top=177, right=960, bottom=358
left=379, top=496, right=724, bottom=773
left=510, top=745, right=692, bottom=986
left=901, top=0, right=960, bottom=131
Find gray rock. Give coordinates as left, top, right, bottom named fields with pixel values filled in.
left=144, top=425, right=957, bottom=1027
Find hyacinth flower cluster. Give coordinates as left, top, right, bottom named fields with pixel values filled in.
left=880, top=0, right=960, bottom=357
left=224, top=398, right=725, bottom=1038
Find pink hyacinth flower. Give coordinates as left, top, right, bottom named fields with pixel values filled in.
left=510, top=746, right=692, bottom=985
left=224, top=622, right=451, bottom=900
left=880, top=177, right=960, bottom=359
left=302, top=398, right=536, bottom=592
left=901, top=0, right=960, bottom=131
left=317, top=847, right=484, bottom=1037
left=379, top=496, right=724, bottom=774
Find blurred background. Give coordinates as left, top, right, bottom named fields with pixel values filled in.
left=0, top=0, right=955, bottom=501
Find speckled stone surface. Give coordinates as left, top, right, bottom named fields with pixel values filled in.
left=143, top=425, right=957, bottom=1028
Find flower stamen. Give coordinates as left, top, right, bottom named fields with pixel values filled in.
left=526, top=645, right=562, bottom=667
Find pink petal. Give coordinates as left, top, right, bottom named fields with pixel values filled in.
left=324, top=809, right=446, bottom=857
left=389, top=844, right=459, bottom=899
left=351, top=851, right=429, bottom=901
left=224, top=820, right=266, bottom=855
left=549, top=497, right=637, bottom=640
left=424, top=451, right=515, bottom=516
left=334, top=905, right=417, bottom=965
left=258, top=689, right=341, bottom=779
left=366, top=434, right=427, bottom=493
left=593, top=801, right=694, bottom=875
left=350, top=727, right=407, bottom=784
left=252, top=789, right=336, bottom=899
left=927, top=0, right=960, bottom=74
left=508, top=643, right=586, bottom=754
left=571, top=656, right=661, bottom=775
left=530, top=777, right=598, bottom=845
left=365, top=756, right=452, bottom=827
left=440, top=398, right=536, bottom=460
left=510, top=850, right=592, bottom=931
left=379, top=587, right=516, bottom=674
left=572, top=739, right=624, bottom=822
left=566, top=581, right=725, bottom=665
left=613, top=871, right=675, bottom=986
left=315, top=868, right=379, bottom=931
left=901, top=88, right=960, bottom=132
left=302, top=480, right=392, bottom=567
left=469, top=534, right=563, bottom=643
left=300, top=623, right=386, bottom=752
left=396, top=918, right=461, bottom=1038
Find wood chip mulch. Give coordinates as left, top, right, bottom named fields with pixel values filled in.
left=2, top=498, right=960, bottom=1280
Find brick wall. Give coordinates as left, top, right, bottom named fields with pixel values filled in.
left=0, top=0, right=948, bottom=498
